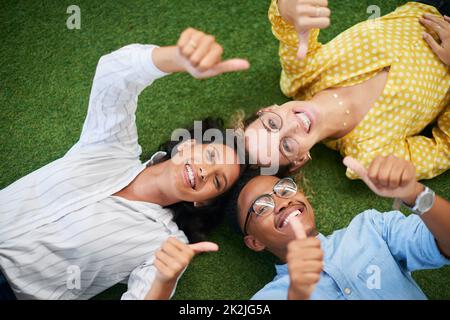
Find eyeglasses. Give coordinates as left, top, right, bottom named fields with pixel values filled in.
left=243, top=177, right=298, bottom=235
left=257, top=110, right=312, bottom=164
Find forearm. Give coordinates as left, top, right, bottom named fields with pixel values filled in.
left=152, top=46, right=185, bottom=74
left=79, top=44, right=165, bottom=146
left=144, top=279, right=176, bottom=300
left=420, top=195, right=450, bottom=257
left=401, top=184, right=450, bottom=257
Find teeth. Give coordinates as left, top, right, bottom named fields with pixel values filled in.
left=296, top=113, right=311, bottom=132
left=282, top=210, right=301, bottom=227
left=186, top=165, right=195, bottom=188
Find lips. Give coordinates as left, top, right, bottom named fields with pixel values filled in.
left=295, top=112, right=312, bottom=133
left=276, top=203, right=306, bottom=230
left=183, top=163, right=196, bottom=190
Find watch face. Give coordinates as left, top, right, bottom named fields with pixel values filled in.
left=418, top=192, right=434, bottom=212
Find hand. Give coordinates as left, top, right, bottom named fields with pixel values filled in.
left=343, top=155, right=424, bottom=205
left=176, top=27, right=250, bottom=79
left=278, top=0, right=331, bottom=59
left=286, top=218, right=323, bottom=300
left=420, top=14, right=450, bottom=66
left=154, top=237, right=219, bottom=284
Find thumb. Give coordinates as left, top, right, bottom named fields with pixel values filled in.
left=343, top=157, right=378, bottom=191
left=188, top=241, right=219, bottom=254
left=289, top=217, right=307, bottom=239
left=297, top=31, right=310, bottom=60
left=343, top=156, right=368, bottom=179
left=209, top=59, right=250, bottom=76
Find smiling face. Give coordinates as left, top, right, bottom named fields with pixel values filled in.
left=237, top=175, right=316, bottom=260
left=244, top=101, right=321, bottom=171
left=169, top=140, right=241, bottom=204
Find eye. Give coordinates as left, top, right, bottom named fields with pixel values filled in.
left=258, top=206, right=268, bottom=215
left=280, top=188, right=289, bottom=197
left=213, top=176, right=221, bottom=190
left=268, top=118, right=278, bottom=130
left=282, top=139, right=292, bottom=154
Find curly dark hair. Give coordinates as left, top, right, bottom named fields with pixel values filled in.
left=146, top=117, right=247, bottom=243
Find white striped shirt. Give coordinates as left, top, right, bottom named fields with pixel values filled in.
left=0, top=44, right=188, bottom=300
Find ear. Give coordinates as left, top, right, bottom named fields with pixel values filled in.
left=288, top=161, right=304, bottom=173
left=244, top=235, right=266, bottom=252
left=177, top=139, right=196, bottom=153
left=193, top=200, right=212, bottom=207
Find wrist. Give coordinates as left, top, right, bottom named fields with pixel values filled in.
left=152, top=46, right=185, bottom=73
left=400, top=183, right=425, bottom=207
left=277, top=0, right=294, bottom=24
left=288, top=285, right=309, bottom=300
left=155, top=276, right=177, bottom=287
left=145, top=277, right=177, bottom=300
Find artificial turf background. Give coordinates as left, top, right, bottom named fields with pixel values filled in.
left=0, top=0, right=449, bottom=299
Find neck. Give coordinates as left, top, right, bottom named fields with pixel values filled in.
left=311, top=69, right=390, bottom=141
left=311, top=89, right=360, bottom=140
left=115, top=161, right=179, bottom=207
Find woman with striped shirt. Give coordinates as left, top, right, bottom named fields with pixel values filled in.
left=0, top=28, right=249, bottom=300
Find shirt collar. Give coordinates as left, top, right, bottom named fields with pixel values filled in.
left=143, top=151, right=167, bottom=167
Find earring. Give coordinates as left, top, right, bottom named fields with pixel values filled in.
left=306, top=152, right=312, bottom=161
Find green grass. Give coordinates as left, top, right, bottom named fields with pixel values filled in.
left=0, top=0, right=448, bottom=300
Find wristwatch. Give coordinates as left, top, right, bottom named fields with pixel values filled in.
left=402, top=186, right=435, bottom=216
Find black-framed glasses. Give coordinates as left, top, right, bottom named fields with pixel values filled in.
left=257, top=110, right=312, bottom=164
left=243, top=177, right=298, bottom=235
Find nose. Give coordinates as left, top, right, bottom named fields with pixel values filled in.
left=274, top=199, right=294, bottom=215
left=199, top=166, right=208, bottom=181
left=199, top=164, right=219, bottom=183
left=285, top=113, right=306, bottom=137
left=288, top=121, right=303, bottom=136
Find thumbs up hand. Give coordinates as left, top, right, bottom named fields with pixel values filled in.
left=278, top=0, right=331, bottom=59
left=343, top=156, right=424, bottom=205
left=286, top=218, right=323, bottom=300
left=154, top=237, right=218, bottom=284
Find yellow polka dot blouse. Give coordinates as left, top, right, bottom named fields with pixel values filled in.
left=269, top=1, right=450, bottom=180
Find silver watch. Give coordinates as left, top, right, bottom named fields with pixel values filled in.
left=403, top=186, right=435, bottom=216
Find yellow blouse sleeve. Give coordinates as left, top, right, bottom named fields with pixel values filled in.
left=344, top=106, right=450, bottom=181
left=405, top=105, right=450, bottom=180
left=269, top=0, right=322, bottom=99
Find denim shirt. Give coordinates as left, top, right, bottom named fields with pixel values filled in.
left=252, top=210, right=450, bottom=300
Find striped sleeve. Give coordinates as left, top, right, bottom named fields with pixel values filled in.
left=70, top=44, right=169, bottom=156
left=121, top=230, right=188, bottom=300
left=120, top=260, right=158, bottom=300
